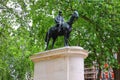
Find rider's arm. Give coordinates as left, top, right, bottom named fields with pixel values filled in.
left=55, top=16, right=59, bottom=23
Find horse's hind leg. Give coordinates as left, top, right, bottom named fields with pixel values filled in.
left=45, top=38, right=50, bottom=50
left=52, top=37, right=57, bottom=49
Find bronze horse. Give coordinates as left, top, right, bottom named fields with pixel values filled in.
left=45, top=11, right=79, bottom=50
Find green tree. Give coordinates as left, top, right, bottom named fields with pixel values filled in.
left=0, top=0, right=33, bottom=80
left=0, top=0, right=120, bottom=80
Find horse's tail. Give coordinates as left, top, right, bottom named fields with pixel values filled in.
left=45, top=31, right=49, bottom=42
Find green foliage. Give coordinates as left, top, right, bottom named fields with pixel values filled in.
left=0, top=0, right=120, bottom=79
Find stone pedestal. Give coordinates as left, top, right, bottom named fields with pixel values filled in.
left=30, top=46, right=88, bottom=80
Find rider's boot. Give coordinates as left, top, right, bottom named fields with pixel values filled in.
left=58, top=27, right=61, bottom=32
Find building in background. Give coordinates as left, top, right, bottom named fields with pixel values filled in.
left=84, top=64, right=114, bottom=80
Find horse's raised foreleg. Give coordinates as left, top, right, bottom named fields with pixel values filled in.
left=64, top=34, right=69, bottom=46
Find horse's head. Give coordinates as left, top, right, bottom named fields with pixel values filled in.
left=72, top=11, right=79, bottom=19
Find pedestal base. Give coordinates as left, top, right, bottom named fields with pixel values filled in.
left=30, top=46, right=88, bottom=80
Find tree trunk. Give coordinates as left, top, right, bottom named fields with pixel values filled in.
left=113, top=67, right=120, bottom=80
left=113, top=48, right=120, bottom=80
left=97, top=66, right=101, bottom=80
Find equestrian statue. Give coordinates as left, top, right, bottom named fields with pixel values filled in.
left=45, top=11, right=79, bottom=50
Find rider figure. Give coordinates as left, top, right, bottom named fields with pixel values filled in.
left=55, top=11, right=64, bottom=32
